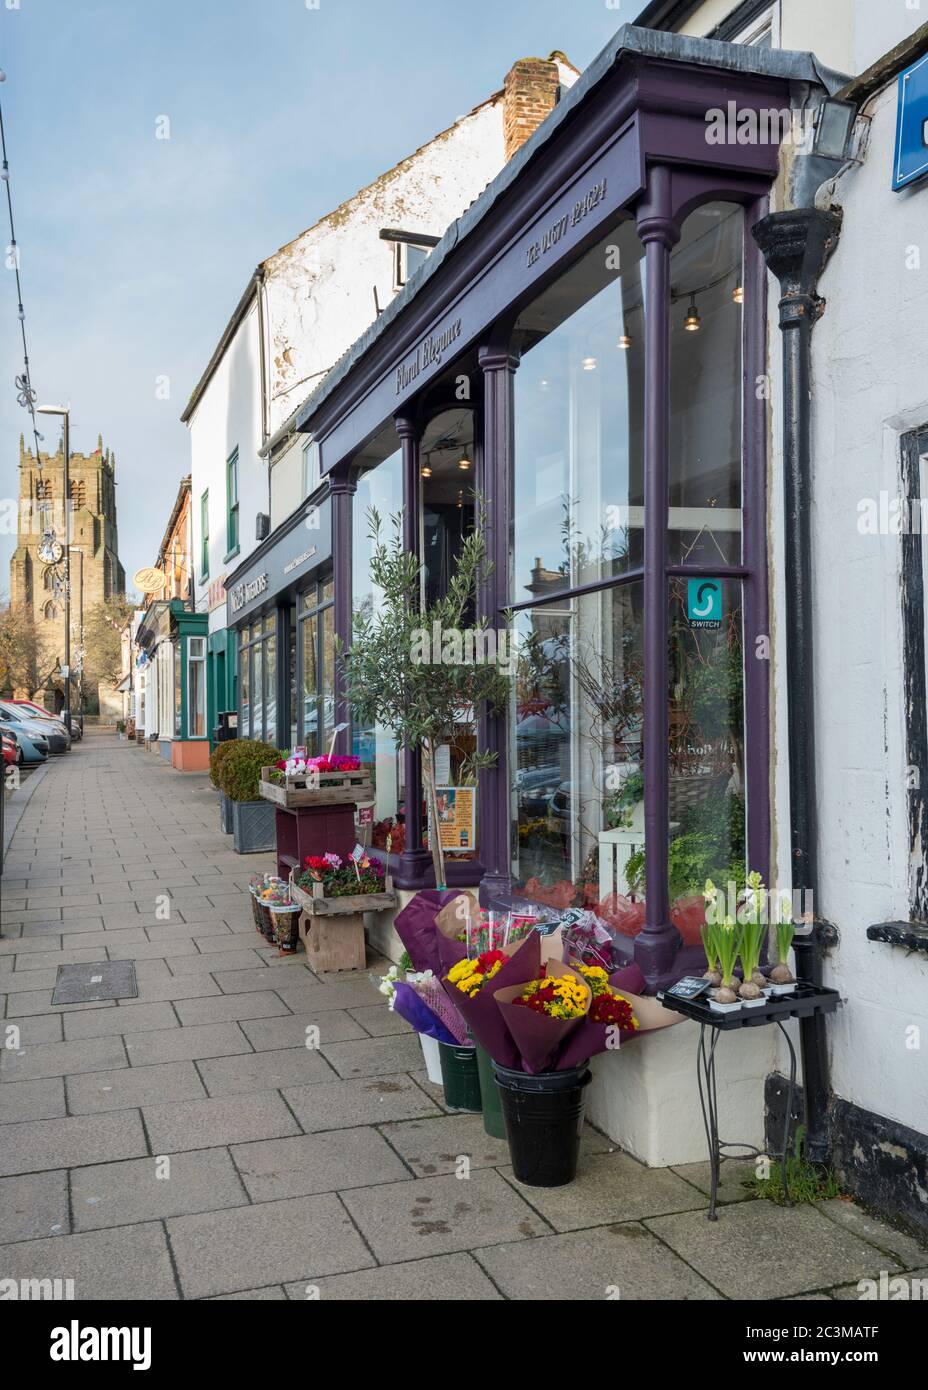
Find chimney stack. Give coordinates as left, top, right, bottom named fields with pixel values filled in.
left=503, top=55, right=561, bottom=162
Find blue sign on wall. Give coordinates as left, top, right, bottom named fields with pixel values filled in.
left=687, top=578, right=722, bottom=630
left=893, top=53, right=928, bottom=191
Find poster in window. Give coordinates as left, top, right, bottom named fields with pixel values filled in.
left=433, top=786, right=475, bottom=853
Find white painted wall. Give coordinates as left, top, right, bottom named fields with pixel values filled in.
left=767, top=77, right=928, bottom=1139
left=186, top=300, right=265, bottom=634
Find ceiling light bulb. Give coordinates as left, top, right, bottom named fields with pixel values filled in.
left=683, top=297, right=701, bottom=332
left=420, top=465, right=432, bottom=478
left=732, top=284, right=743, bottom=304
left=618, top=334, right=631, bottom=350
left=458, top=455, right=471, bottom=471
left=581, top=356, right=597, bottom=371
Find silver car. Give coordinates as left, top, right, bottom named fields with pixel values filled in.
left=0, top=701, right=71, bottom=754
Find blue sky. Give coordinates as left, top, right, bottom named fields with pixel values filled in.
left=1, top=0, right=630, bottom=589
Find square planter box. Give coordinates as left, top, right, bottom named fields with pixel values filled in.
left=259, top=765, right=374, bottom=809
left=232, top=798, right=276, bottom=854
left=219, top=792, right=233, bottom=835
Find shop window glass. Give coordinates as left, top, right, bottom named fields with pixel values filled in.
left=513, top=220, right=645, bottom=606
left=187, top=636, right=207, bottom=738
left=265, top=619, right=277, bottom=747
left=322, top=602, right=335, bottom=745
left=253, top=642, right=264, bottom=744
left=301, top=612, right=319, bottom=755
left=240, top=638, right=250, bottom=738
left=174, top=640, right=182, bottom=738
left=352, top=450, right=402, bottom=826
left=668, top=202, right=744, bottom=566
left=289, top=604, right=297, bottom=748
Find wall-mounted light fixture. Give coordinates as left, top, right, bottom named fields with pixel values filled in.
left=683, top=295, right=701, bottom=332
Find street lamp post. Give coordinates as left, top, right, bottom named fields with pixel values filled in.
left=37, top=404, right=72, bottom=733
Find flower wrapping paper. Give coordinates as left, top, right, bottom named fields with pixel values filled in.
left=493, top=960, right=592, bottom=1074
left=390, top=982, right=460, bottom=1046
left=440, top=932, right=541, bottom=1071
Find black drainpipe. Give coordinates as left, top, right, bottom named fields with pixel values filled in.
left=752, top=207, right=842, bottom=1165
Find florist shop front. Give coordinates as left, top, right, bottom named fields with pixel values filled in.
left=289, top=28, right=847, bottom=1164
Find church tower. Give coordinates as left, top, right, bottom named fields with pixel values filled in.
left=10, top=432, right=125, bottom=696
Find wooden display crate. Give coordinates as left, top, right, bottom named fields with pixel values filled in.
left=288, top=874, right=395, bottom=917
left=258, top=766, right=374, bottom=809
left=298, top=910, right=367, bottom=973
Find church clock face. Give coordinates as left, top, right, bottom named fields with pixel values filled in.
left=38, top=537, right=63, bottom=565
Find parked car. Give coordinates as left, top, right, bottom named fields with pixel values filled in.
left=1, top=730, right=17, bottom=767
left=0, top=702, right=69, bottom=755
left=6, top=699, right=72, bottom=744
left=0, top=720, right=49, bottom=765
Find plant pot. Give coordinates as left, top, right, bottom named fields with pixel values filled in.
left=269, top=903, right=301, bottom=953
left=419, top=1033, right=443, bottom=1086
left=248, top=889, right=267, bottom=935
left=708, top=998, right=742, bottom=1014
left=437, top=1041, right=482, bottom=1112
left=232, top=798, right=276, bottom=854
left=219, top=792, right=233, bottom=834
left=493, top=1062, right=591, bottom=1188
left=740, top=997, right=767, bottom=1009
left=475, top=1043, right=507, bottom=1139
left=769, top=981, right=797, bottom=995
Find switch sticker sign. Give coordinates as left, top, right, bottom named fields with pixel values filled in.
left=687, top=578, right=722, bottom=630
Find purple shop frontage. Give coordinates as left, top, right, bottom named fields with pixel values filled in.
left=288, top=27, right=845, bottom=996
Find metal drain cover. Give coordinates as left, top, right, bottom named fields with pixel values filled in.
left=52, top=960, right=138, bottom=1005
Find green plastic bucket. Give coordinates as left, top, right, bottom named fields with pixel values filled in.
left=475, top=1044, right=507, bottom=1139
left=437, top=1041, right=482, bottom=1112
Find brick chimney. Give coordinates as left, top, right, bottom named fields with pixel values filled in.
left=503, top=56, right=562, bottom=161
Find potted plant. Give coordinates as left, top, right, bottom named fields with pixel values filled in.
left=340, top=505, right=511, bottom=891
left=290, top=850, right=394, bottom=973
left=703, top=879, right=741, bottom=1011
left=217, top=739, right=282, bottom=853
left=736, top=871, right=768, bottom=1006
left=210, top=740, right=239, bottom=834
left=259, top=752, right=373, bottom=809
left=770, top=891, right=797, bottom=993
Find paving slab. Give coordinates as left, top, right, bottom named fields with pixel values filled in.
left=0, top=1109, right=148, bottom=1176
left=209, top=1285, right=288, bottom=1300
left=211, top=965, right=317, bottom=995
left=4, top=989, right=116, bottom=1017
left=67, top=1060, right=207, bottom=1114
left=292, top=1252, right=502, bottom=1301
left=3, top=1013, right=63, bottom=1045
left=120, top=975, right=223, bottom=1004
left=321, top=1032, right=426, bottom=1079
left=0, top=1076, right=66, bottom=1124
left=830, top=1268, right=928, bottom=1300
left=63, top=1001, right=179, bottom=1040
left=501, top=1151, right=705, bottom=1232
left=283, top=1074, right=441, bottom=1132
left=71, top=1147, right=247, bottom=1230
left=167, top=1194, right=374, bottom=1299
left=231, top=1126, right=411, bottom=1201
left=815, top=1199, right=928, bottom=1270
left=123, top=1021, right=252, bottom=1067
left=645, top=1201, right=904, bottom=1300
left=670, top=1158, right=757, bottom=1205
left=143, top=1091, right=301, bottom=1153
left=173, top=991, right=291, bottom=1026
left=165, top=949, right=270, bottom=975
left=197, top=1046, right=335, bottom=1096
left=379, top=1113, right=513, bottom=1175
left=0, top=1222, right=177, bottom=1299
left=342, top=1168, right=550, bottom=1262
left=0, top=1169, right=70, bottom=1243
left=239, top=1009, right=368, bottom=1051
left=476, top=1224, right=722, bottom=1300
left=347, top=1004, right=412, bottom=1037
left=0, top=1033, right=128, bottom=1082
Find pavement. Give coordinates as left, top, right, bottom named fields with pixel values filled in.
left=1, top=733, right=926, bottom=1300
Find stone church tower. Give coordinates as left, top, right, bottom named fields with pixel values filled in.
left=10, top=433, right=125, bottom=701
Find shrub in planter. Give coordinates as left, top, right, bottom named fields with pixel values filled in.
left=217, top=740, right=282, bottom=803
left=209, top=740, right=238, bottom=790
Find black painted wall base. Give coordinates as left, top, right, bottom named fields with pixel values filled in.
left=765, top=1074, right=928, bottom=1243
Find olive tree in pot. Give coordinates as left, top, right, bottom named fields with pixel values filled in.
left=340, top=507, right=511, bottom=890
left=218, top=739, right=282, bottom=853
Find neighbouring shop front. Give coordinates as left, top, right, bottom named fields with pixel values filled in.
left=225, top=497, right=333, bottom=754
left=291, top=29, right=846, bottom=993
left=136, top=598, right=210, bottom=770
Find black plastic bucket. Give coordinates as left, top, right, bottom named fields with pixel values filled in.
left=438, top=1042, right=482, bottom=1112
left=493, top=1062, right=591, bottom=1187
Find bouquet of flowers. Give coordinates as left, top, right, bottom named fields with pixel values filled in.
left=269, top=752, right=362, bottom=784
left=297, top=851, right=386, bottom=897
left=380, top=964, right=469, bottom=1044
left=493, top=960, right=639, bottom=1073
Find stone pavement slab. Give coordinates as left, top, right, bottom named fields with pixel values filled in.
left=66, top=1060, right=207, bottom=1114
left=123, top=1021, right=252, bottom=1066
left=341, top=1168, right=550, bottom=1262
left=500, top=1152, right=704, bottom=1232
left=167, top=1194, right=374, bottom=1298
left=321, top=1032, right=426, bottom=1079
left=292, top=1251, right=502, bottom=1300
left=282, top=1074, right=440, bottom=1132
left=815, top=1198, right=928, bottom=1270
left=0, top=1222, right=178, bottom=1299
left=0, top=1076, right=66, bottom=1124
left=63, top=1000, right=179, bottom=1039
left=143, top=1091, right=301, bottom=1152
left=0, top=1169, right=69, bottom=1243
left=231, top=1126, right=411, bottom=1201
left=196, top=1045, right=335, bottom=1096
left=645, top=1201, right=904, bottom=1299
left=475, top=1224, right=722, bottom=1300
left=0, top=1109, right=148, bottom=1176
left=71, top=1148, right=247, bottom=1230
left=173, top=991, right=291, bottom=1026
left=239, top=1008, right=368, bottom=1050
left=0, top=1034, right=128, bottom=1082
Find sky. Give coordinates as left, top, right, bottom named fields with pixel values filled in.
left=0, top=0, right=633, bottom=592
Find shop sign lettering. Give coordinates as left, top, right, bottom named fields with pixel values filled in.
left=525, top=177, right=609, bottom=268
left=395, top=317, right=463, bottom=394
left=230, top=572, right=269, bottom=613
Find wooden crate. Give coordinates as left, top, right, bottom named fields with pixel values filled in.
left=298, top=910, right=366, bottom=973
left=289, top=874, right=394, bottom=917
left=258, top=767, right=374, bottom=809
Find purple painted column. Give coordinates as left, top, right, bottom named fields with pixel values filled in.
left=328, top=470, right=356, bottom=758
left=477, top=342, right=520, bottom=905
left=635, top=166, right=681, bottom=987
left=395, top=413, right=431, bottom=884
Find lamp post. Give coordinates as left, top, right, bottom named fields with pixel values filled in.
left=37, top=404, right=71, bottom=733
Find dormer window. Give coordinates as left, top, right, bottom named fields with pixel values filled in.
left=379, top=227, right=440, bottom=292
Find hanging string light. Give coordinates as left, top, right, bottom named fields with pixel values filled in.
left=0, top=73, right=47, bottom=477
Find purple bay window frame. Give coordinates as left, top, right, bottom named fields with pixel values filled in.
left=302, top=47, right=812, bottom=978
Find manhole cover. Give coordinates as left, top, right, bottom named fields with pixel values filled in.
left=52, top=960, right=138, bottom=1005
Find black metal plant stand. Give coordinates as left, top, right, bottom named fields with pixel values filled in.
left=659, top=983, right=841, bottom=1221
